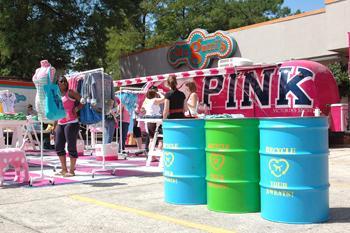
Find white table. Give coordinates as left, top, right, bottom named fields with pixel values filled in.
left=137, top=118, right=163, bottom=167
left=0, top=120, right=27, bottom=148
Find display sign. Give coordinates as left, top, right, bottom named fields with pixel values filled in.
left=153, top=60, right=340, bottom=117
left=167, top=29, right=237, bottom=69
left=114, top=59, right=340, bottom=119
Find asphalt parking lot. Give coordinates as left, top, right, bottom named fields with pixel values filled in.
left=0, top=147, right=349, bottom=233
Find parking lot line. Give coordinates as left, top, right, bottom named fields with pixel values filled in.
left=71, top=195, right=236, bottom=233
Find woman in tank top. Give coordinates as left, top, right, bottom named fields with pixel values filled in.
left=185, top=81, right=199, bottom=117
left=163, top=75, right=188, bottom=119
left=54, top=76, right=84, bottom=177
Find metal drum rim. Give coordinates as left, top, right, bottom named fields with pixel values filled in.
left=258, top=116, right=328, bottom=120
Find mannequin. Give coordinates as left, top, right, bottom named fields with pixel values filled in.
left=32, top=60, right=56, bottom=121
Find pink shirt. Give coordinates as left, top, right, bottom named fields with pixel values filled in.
left=58, top=91, right=78, bottom=125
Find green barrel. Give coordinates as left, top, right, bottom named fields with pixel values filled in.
left=205, top=118, right=260, bottom=213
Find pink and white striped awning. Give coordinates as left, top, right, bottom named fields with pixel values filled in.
left=113, top=66, right=236, bottom=87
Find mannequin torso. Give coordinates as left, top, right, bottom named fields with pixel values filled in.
left=32, top=60, right=56, bottom=121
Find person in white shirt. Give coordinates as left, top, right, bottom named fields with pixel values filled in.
left=141, top=88, right=164, bottom=152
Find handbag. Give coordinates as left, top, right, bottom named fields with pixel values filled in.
left=79, top=102, right=102, bottom=124
left=43, top=67, right=66, bottom=120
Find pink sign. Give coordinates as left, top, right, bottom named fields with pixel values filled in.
left=115, top=60, right=340, bottom=118
left=149, top=60, right=339, bottom=117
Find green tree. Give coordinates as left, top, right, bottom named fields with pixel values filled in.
left=106, top=19, right=143, bottom=78
left=328, top=62, right=349, bottom=97
left=74, top=0, right=143, bottom=71
left=0, top=1, right=83, bottom=80
left=149, top=0, right=295, bottom=46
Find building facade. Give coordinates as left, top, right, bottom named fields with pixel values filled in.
left=120, top=0, right=350, bottom=80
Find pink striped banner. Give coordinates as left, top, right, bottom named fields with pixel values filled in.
left=113, top=66, right=236, bottom=87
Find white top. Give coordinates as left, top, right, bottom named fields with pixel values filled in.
left=142, top=98, right=161, bottom=116
left=187, top=93, right=198, bottom=116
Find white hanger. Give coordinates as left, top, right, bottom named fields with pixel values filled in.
left=0, top=90, right=10, bottom=95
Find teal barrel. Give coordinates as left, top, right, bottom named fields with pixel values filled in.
left=259, top=117, right=329, bottom=223
left=205, top=118, right=260, bottom=213
left=163, top=119, right=206, bottom=204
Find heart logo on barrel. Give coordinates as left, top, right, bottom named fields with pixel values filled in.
left=209, top=153, right=225, bottom=171
left=164, top=152, right=175, bottom=167
left=268, top=159, right=289, bottom=178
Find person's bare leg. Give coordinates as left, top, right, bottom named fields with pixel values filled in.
left=58, top=155, right=67, bottom=175
left=157, top=140, right=163, bottom=150
left=69, top=157, right=77, bottom=175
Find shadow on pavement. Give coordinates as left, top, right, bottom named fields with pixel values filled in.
left=329, top=207, right=350, bottom=223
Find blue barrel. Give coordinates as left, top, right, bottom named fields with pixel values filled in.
left=259, top=117, right=329, bottom=223
left=163, top=119, right=206, bottom=204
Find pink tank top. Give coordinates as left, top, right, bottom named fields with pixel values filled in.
left=58, top=91, right=78, bottom=125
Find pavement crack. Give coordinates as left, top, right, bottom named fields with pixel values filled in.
left=0, top=213, right=42, bottom=233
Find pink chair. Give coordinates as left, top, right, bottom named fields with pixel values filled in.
left=0, top=148, right=29, bottom=186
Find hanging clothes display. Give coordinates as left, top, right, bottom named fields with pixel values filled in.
left=116, top=92, right=138, bottom=114
left=67, top=74, right=84, bottom=91
left=0, top=91, right=16, bottom=114
left=79, top=73, right=101, bottom=125
left=89, top=72, right=115, bottom=114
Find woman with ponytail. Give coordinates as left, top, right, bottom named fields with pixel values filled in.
left=163, top=75, right=187, bottom=119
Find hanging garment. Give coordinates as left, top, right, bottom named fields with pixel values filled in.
left=0, top=91, right=16, bottom=113
left=116, top=92, right=138, bottom=114
left=78, top=74, right=102, bottom=125
left=0, top=102, right=3, bottom=113
left=89, top=72, right=115, bottom=114
left=80, top=73, right=92, bottom=104
left=68, top=74, right=84, bottom=91
left=43, top=67, right=66, bottom=121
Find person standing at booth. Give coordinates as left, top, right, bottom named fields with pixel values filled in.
left=117, top=102, right=130, bottom=152
left=185, top=81, right=199, bottom=117
left=54, top=76, right=84, bottom=177
left=141, top=88, right=164, bottom=151
left=163, top=75, right=187, bottom=119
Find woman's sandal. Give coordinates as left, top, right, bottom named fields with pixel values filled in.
left=63, top=171, right=75, bottom=177
left=55, top=170, right=67, bottom=176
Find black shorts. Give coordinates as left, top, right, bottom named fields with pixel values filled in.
left=133, top=125, right=141, bottom=138
left=147, top=123, right=162, bottom=138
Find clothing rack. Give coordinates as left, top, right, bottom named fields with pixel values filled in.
left=29, top=114, right=55, bottom=186
left=68, top=68, right=116, bottom=177
left=117, top=87, right=146, bottom=159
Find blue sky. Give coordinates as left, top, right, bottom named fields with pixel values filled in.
left=283, top=0, right=325, bottom=12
